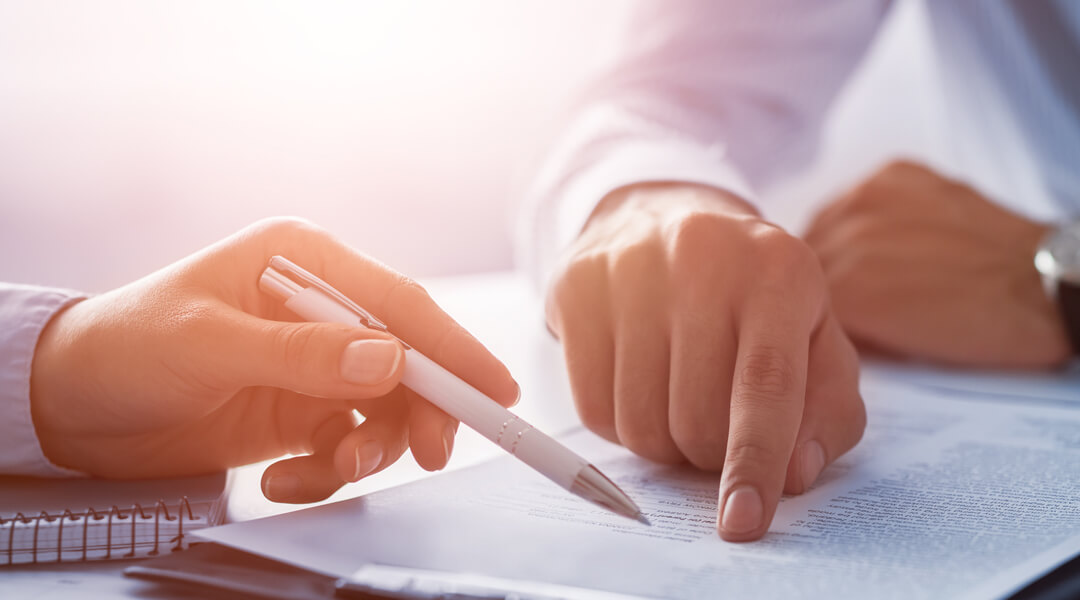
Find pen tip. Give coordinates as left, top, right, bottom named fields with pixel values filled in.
left=572, top=464, right=649, bottom=525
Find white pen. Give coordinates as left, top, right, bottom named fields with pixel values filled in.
left=258, top=256, right=648, bottom=524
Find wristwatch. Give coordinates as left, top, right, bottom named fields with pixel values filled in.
left=1034, top=220, right=1080, bottom=354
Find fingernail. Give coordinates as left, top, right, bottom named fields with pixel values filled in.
left=721, top=485, right=763, bottom=535
left=801, top=440, right=826, bottom=490
left=511, top=382, right=521, bottom=407
left=352, top=440, right=383, bottom=482
left=264, top=473, right=301, bottom=501
left=442, top=422, right=457, bottom=463
left=340, top=339, right=401, bottom=385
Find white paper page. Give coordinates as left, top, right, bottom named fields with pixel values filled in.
left=197, top=381, right=1080, bottom=600
left=862, top=358, right=1080, bottom=405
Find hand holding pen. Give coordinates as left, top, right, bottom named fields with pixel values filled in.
left=262, top=256, right=644, bottom=521
left=30, top=217, right=519, bottom=502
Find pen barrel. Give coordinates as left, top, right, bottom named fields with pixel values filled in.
left=401, top=350, right=587, bottom=490
left=278, top=286, right=589, bottom=491
left=284, top=287, right=366, bottom=328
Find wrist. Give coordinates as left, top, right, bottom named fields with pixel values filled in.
left=29, top=298, right=90, bottom=471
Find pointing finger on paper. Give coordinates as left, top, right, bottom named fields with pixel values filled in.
left=719, top=279, right=816, bottom=542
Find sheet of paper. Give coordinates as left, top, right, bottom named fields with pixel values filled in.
left=862, top=358, right=1080, bottom=405
left=197, top=378, right=1080, bottom=600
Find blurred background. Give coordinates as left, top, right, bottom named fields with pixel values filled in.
left=0, top=0, right=946, bottom=292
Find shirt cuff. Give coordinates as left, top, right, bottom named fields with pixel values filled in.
left=0, top=284, right=88, bottom=477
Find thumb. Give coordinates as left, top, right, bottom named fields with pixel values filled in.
left=215, top=310, right=406, bottom=399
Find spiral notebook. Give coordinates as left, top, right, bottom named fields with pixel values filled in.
left=0, top=471, right=229, bottom=565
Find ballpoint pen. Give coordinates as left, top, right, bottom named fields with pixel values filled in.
left=258, top=255, right=648, bottom=524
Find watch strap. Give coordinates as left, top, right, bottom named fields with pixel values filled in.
left=1060, top=279, right=1080, bottom=354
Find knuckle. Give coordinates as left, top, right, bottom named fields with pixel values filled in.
left=543, top=295, right=565, bottom=338
left=387, top=275, right=429, bottom=304
left=272, top=323, right=322, bottom=376
left=250, top=216, right=321, bottom=241
left=852, top=159, right=928, bottom=207
left=430, top=323, right=465, bottom=366
left=382, top=275, right=432, bottom=319
left=547, top=255, right=610, bottom=335
left=750, top=226, right=821, bottom=280
left=725, top=437, right=782, bottom=473
left=667, top=212, right=726, bottom=260
left=877, top=158, right=925, bottom=180
left=547, top=268, right=576, bottom=310
left=608, top=240, right=660, bottom=286
left=553, top=254, right=605, bottom=304
left=669, top=219, right=824, bottom=303
left=846, top=184, right=877, bottom=211
left=872, top=159, right=938, bottom=190
left=746, top=221, right=789, bottom=247
left=734, top=350, right=798, bottom=406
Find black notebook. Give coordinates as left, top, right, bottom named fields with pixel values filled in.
left=0, top=471, right=228, bottom=565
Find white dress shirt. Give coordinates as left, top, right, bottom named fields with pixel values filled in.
left=522, top=0, right=1080, bottom=288
left=0, top=284, right=85, bottom=476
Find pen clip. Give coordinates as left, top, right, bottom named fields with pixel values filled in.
left=262, top=255, right=390, bottom=332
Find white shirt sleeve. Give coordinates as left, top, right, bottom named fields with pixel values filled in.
left=0, top=283, right=87, bottom=477
left=519, top=0, right=892, bottom=289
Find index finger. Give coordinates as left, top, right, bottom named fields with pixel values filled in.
left=719, top=292, right=815, bottom=541
left=244, top=217, right=520, bottom=406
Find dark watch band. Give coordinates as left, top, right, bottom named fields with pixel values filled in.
left=1060, top=280, right=1080, bottom=355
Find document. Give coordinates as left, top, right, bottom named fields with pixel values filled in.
left=861, top=358, right=1080, bottom=405
left=197, top=376, right=1080, bottom=600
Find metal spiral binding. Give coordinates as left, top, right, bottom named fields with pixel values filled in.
left=0, top=497, right=198, bottom=565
